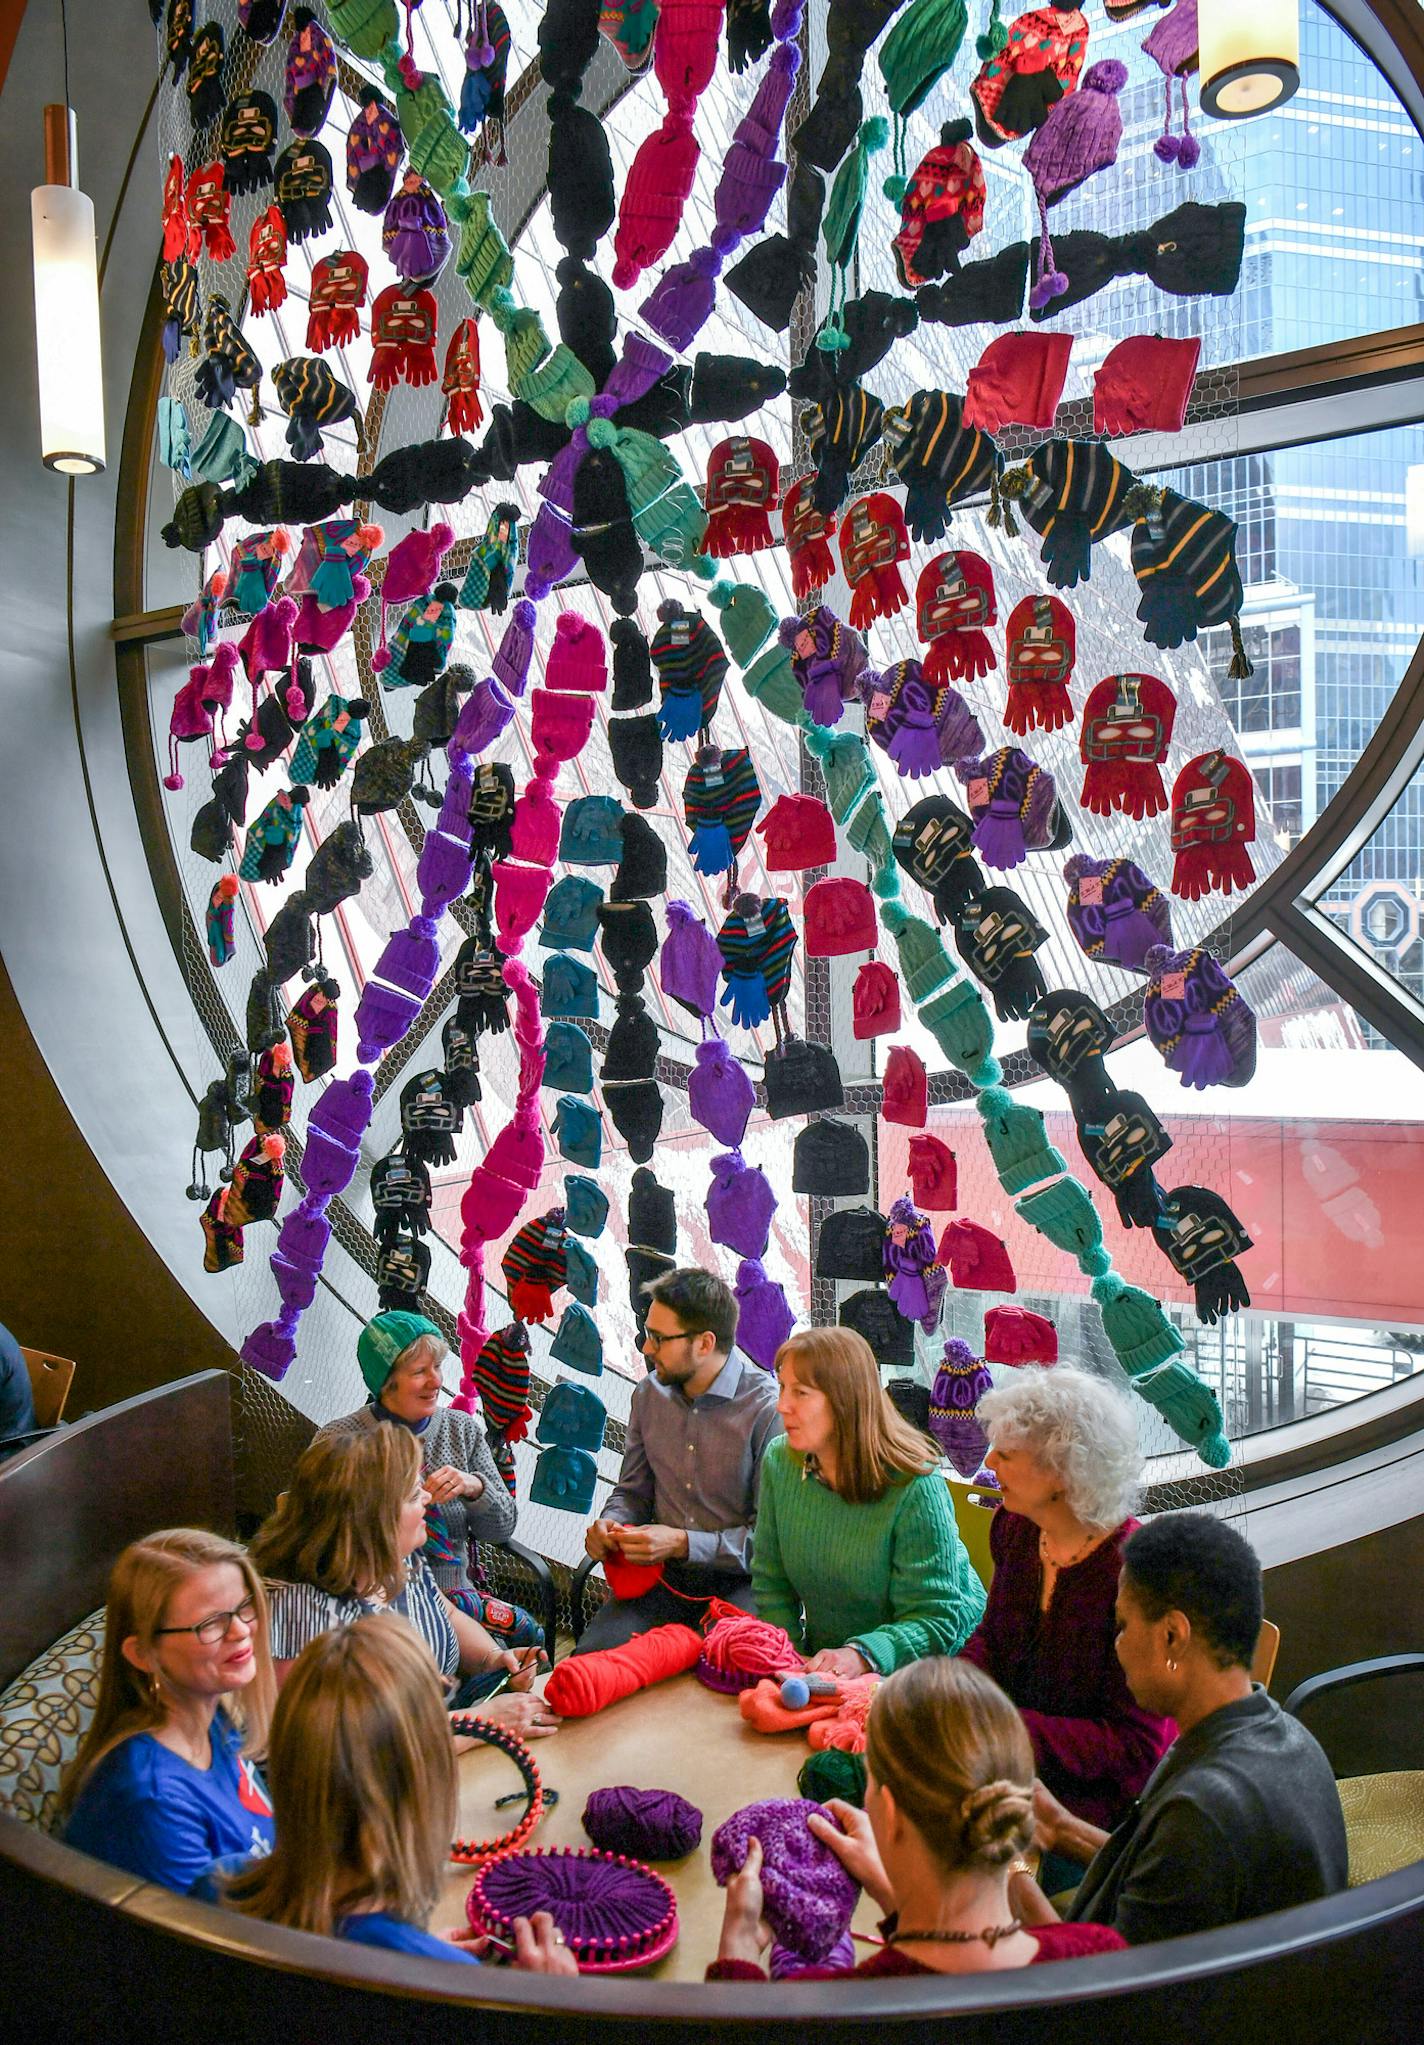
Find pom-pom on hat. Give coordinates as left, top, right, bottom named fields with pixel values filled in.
left=1143, top=0, right=1203, bottom=169
left=964, top=331, right=1073, bottom=433
left=661, top=901, right=722, bottom=1021
left=956, top=747, right=1061, bottom=869
left=929, top=1337, right=991, bottom=1474
left=984, top=1304, right=1058, bottom=1364
left=882, top=1044, right=929, bottom=1128
left=688, top=1035, right=755, bottom=1146
left=734, top=1258, right=796, bottom=1372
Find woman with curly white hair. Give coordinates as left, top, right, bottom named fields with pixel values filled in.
left=959, top=1365, right=1173, bottom=1837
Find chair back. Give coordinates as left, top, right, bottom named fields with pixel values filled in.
left=1253, top=1618, right=1282, bottom=1690
left=21, top=1350, right=76, bottom=1431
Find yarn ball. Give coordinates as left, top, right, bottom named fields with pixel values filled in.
left=582, top=1786, right=704, bottom=1860
left=770, top=1929, right=856, bottom=1977
left=710, top=1798, right=859, bottom=1961
left=696, top=1613, right=805, bottom=1693
left=798, top=1747, right=867, bottom=1809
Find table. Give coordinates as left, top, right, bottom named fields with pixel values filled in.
left=441, top=1671, right=883, bottom=1980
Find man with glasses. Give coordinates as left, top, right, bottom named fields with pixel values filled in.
left=574, top=1268, right=782, bottom=1653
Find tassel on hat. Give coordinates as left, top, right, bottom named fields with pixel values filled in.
left=1022, top=60, right=1128, bottom=307
left=1144, top=0, right=1201, bottom=169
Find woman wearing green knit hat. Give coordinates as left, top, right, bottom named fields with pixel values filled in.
left=317, top=1311, right=545, bottom=1675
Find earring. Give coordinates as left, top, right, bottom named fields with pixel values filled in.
left=1165, top=1656, right=1178, bottom=1673
left=149, top=1669, right=163, bottom=1707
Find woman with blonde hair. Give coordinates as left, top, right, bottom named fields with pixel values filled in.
left=221, top=1618, right=574, bottom=1971
left=60, top=1528, right=277, bottom=1892
left=751, top=1328, right=985, bottom=1677
left=961, top=1365, right=1172, bottom=1832
left=711, top=1657, right=1125, bottom=1977
left=250, top=1429, right=558, bottom=1741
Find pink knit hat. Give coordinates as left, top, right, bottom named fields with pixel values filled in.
left=371, top=520, right=455, bottom=671
left=295, top=579, right=368, bottom=654
left=238, top=592, right=297, bottom=685
left=1093, top=334, right=1201, bottom=437
left=963, top=332, right=1074, bottom=434
left=493, top=859, right=554, bottom=948
left=756, top=793, right=836, bottom=871
left=654, top=0, right=723, bottom=108
left=908, top=1133, right=957, bottom=1211
left=460, top=1164, right=527, bottom=1248
left=545, top=611, right=608, bottom=692
left=804, top=876, right=877, bottom=958
left=852, top=961, right=901, bottom=1040
left=612, top=112, right=699, bottom=290
left=510, top=774, right=561, bottom=866
left=530, top=685, right=596, bottom=763
left=484, top=1099, right=545, bottom=1191
left=882, top=1045, right=928, bottom=1128
left=984, top=1304, right=1057, bottom=1364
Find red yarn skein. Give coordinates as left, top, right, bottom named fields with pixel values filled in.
left=543, top=1624, right=703, bottom=1717
left=700, top=1614, right=805, bottom=1683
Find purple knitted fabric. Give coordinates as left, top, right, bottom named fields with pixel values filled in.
left=1024, top=61, right=1129, bottom=208
left=707, top=1149, right=776, bottom=1259
left=710, top=1799, right=859, bottom=1962
left=1145, top=0, right=1199, bottom=78
left=582, top=1787, right=703, bottom=1860
left=735, top=1258, right=795, bottom=1370
left=688, top=1035, right=754, bottom=1146
left=493, top=599, right=537, bottom=697
left=780, top=609, right=868, bottom=729
left=1144, top=944, right=1258, bottom=1090
left=883, top=1195, right=946, bottom=1333
left=956, top=749, right=1057, bottom=869
left=477, top=1850, right=669, bottom=1948
left=771, top=1930, right=856, bottom=1977
left=662, top=901, right=723, bottom=1018
left=929, top=1337, right=993, bottom=1478
left=1065, top=854, right=1173, bottom=972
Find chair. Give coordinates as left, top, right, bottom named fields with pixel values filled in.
left=1286, top=1654, right=1424, bottom=1886
left=569, top=1550, right=606, bottom=1647
left=20, top=1351, right=75, bottom=1432
left=1253, top=1618, right=1281, bottom=1690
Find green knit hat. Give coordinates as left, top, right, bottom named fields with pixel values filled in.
left=890, top=910, right=956, bottom=1003
left=1094, top=1275, right=1186, bottom=1379
left=326, top=0, right=399, bottom=59
left=823, top=117, right=889, bottom=271
left=608, top=424, right=681, bottom=518
left=817, top=733, right=876, bottom=824
left=978, top=1087, right=1065, bottom=1196
left=452, top=195, right=515, bottom=307
left=846, top=792, right=894, bottom=869
left=636, top=481, right=708, bottom=569
left=740, top=642, right=804, bottom=726
left=879, top=0, right=969, bottom=118
left=503, top=307, right=553, bottom=396
left=520, top=344, right=597, bottom=425
left=356, top=1310, right=443, bottom=1397
left=395, top=76, right=467, bottom=194
left=1133, top=1360, right=1232, bottom=1468
left=920, top=977, right=993, bottom=1074
left=1015, top=1178, right=1102, bottom=1259
left=709, top=581, right=776, bottom=668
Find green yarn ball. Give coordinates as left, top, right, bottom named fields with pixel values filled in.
left=1091, top=1271, right=1127, bottom=1307
left=862, top=114, right=890, bottom=152
left=586, top=417, right=617, bottom=450
left=798, top=1748, right=866, bottom=1809
left=883, top=174, right=909, bottom=203
left=816, top=324, right=850, bottom=353
left=565, top=396, right=592, bottom=429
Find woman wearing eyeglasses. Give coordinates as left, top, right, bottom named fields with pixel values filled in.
left=59, top=1529, right=277, bottom=1893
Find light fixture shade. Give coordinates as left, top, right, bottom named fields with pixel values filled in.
left=1199, top=0, right=1300, bottom=119
left=32, top=179, right=105, bottom=474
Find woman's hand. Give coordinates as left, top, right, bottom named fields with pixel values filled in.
left=493, top=1645, right=547, bottom=1691
left=717, top=1837, right=772, bottom=1967
left=1031, top=1776, right=1071, bottom=1854
left=425, top=1464, right=478, bottom=1506
left=807, top=1800, right=894, bottom=1914
left=513, top=1911, right=578, bottom=1975
left=469, top=1692, right=561, bottom=1739
left=806, top=1646, right=871, bottom=1681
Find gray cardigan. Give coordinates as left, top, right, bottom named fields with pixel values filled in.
left=317, top=1403, right=516, bottom=1596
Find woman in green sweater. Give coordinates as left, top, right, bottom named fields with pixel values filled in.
left=752, top=1329, right=986, bottom=1676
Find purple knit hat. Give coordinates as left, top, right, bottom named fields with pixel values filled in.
left=660, top=899, right=722, bottom=1018
left=493, top=598, right=537, bottom=696
left=1144, top=0, right=1201, bottom=168
left=955, top=748, right=1059, bottom=869
left=707, top=1149, right=776, bottom=1260
left=452, top=675, right=515, bottom=756
left=929, top=1336, right=993, bottom=1478
left=779, top=608, right=868, bottom=729
left=1024, top=59, right=1129, bottom=307
left=1065, top=854, right=1173, bottom=972
left=687, top=1035, right=755, bottom=1146
left=734, top=1258, right=795, bottom=1370
left=883, top=1194, right=947, bottom=1333
left=1144, top=943, right=1258, bottom=1090
left=711, top=1800, right=859, bottom=1962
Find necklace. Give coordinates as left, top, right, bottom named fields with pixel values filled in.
left=887, top=1920, right=1023, bottom=1949
left=1039, top=1525, right=1099, bottom=1571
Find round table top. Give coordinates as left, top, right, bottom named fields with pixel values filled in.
left=441, top=1670, right=881, bottom=1981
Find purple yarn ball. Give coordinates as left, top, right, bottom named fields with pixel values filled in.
left=1177, top=133, right=1201, bottom=168
left=711, top=1799, right=859, bottom=1961
left=582, top=1786, right=704, bottom=1860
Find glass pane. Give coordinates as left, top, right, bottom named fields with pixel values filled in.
left=1319, top=751, right=1424, bottom=1017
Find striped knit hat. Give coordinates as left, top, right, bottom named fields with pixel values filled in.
left=956, top=748, right=1060, bottom=870
left=684, top=745, right=763, bottom=883
left=802, top=377, right=886, bottom=519
left=501, top=1208, right=569, bottom=1324
left=1130, top=486, right=1253, bottom=677
left=473, top=1322, right=533, bottom=1439
left=717, top=894, right=798, bottom=1029
left=652, top=601, right=729, bottom=742
left=998, top=438, right=1137, bottom=589
left=884, top=390, right=1000, bottom=547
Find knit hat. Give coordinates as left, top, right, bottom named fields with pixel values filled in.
left=612, top=112, right=700, bottom=291
left=708, top=582, right=777, bottom=671
left=541, top=874, right=603, bottom=952
left=660, top=901, right=722, bottom=1020
left=604, top=1077, right=664, bottom=1162
left=801, top=372, right=885, bottom=520
left=546, top=96, right=615, bottom=261
left=852, top=961, right=901, bottom=1041
left=908, top=1133, right=957, bottom=1210
left=502, top=1208, right=569, bottom=1324
left=708, top=1150, right=777, bottom=1260
left=353, top=1309, right=439, bottom=1397
left=546, top=612, right=608, bottom=692
left=763, top=1037, right=845, bottom=1120
left=882, top=1045, right=929, bottom=1128
left=688, top=1035, right=755, bottom=1146
left=702, top=439, right=780, bottom=560
left=1064, top=854, right=1173, bottom=973
left=1073, top=1082, right=1171, bottom=1230
left=652, top=602, right=729, bottom=742
left=892, top=119, right=986, bottom=288
left=884, top=389, right=999, bottom=548
left=538, top=1380, right=608, bottom=1452
left=529, top=1446, right=598, bottom=1514
left=964, top=331, right=1073, bottom=433
left=555, top=1094, right=603, bottom=1167
left=1143, top=0, right=1202, bottom=169
left=541, top=953, right=598, bottom=1020
left=929, top=1338, right=992, bottom=1476
left=564, top=1174, right=610, bottom=1242
left=1131, top=487, right=1252, bottom=675
left=971, top=5, right=1089, bottom=147
left=984, top=1305, right=1058, bottom=1365
left=816, top=1206, right=888, bottom=1282
left=757, top=794, right=837, bottom=872
left=603, top=998, right=660, bottom=1082
left=1002, top=593, right=1076, bottom=738
left=1170, top=750, right=1257, bottom=901
left=1026, top=987, right=1114, bottom=1090
left=804, top=877, right=878, bottom=959
left=629, top=1165, right=676, bottom=1255
left=685, top=746, right=763, bottom=884
left=609, top=715, right=664, bottom=812
left=1094, top=333, right=1200, bottom=437
left=734, top=1259, right=795, bottom=1372
left=1022, top=60, right=1128, bottom=306
left=611, top=813, right=668, bottom=902
left=954, top=885, right=1050, bottom=1022
left=793, top=1118, right=871, bottom=1198
left=598, top=899, right=660, bottom=986
left=780, top=607, right=870, bottom=732
left=610, top=618, right=653, bottom=711
left=1144, top=944, right=1258, bottom=1090
left=940, top=1218, right=1017, bottom=1292
left=782, top=477, right=837, bottom=601
left=1079, top=672, right=1176, bottom=821
left=955, top=749, right=1062, bottom=872
left=718, top=894, right=798, bottom=1029
left=345, top=85, right=405, bottom=213
left=916, top=552, right=997, bottom=687
left=1151, top=1183, right=1253, bottom=1325
left=839, top=1287, right=913, bottom=1367
left=864, top=659, right=984, bottom=783
left=560, top=794, right=626, bottom=867
left=838, top=493, right=910, bottom=632
left=892, top=795, right=983, bottom=923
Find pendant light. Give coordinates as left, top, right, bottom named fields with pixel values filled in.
left=1199, top=0, right=1300, bottom=119
left=32, top=101, right=106, bottom=475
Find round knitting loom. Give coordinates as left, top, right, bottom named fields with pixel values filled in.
left=447, top=1716, right=545, bottom=1867
left=465, top=1844, right=679, bottom=1972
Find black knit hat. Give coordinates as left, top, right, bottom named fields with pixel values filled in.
left=537, top=0, right=602, bottom=94
left=839, top=1286, right=913, bottom=1367
left=610, top=618, right=653, bottom=711
left=611, top=812, right=668, bottom=902
left=509, top=400, right=572, bottom=467
left=473, top=405, right=519, bottom=485
left=953, top=886, right=1049, bottom=1023
left=555, top=255, right=616, bottom=386
left=793, top=1116, right=871, bottom=1196
left=572, top=446, right=642, bottom=616
left=304, top=820, right=373, bottom=914
left=467, top=760, right=518, bottom=859
left=596, top=900, right=659, bottom=987
left=816, top=1205, right=888, bottom=1281
left=602, top=995, right=660, bottom=1081
left=725, top=161, right=824, bottom=333
left=628, top=1165, right=677, bottom=1254
left=1029, top=203, right=1246, bottom=322
left=803, top=374, right=886, bottom=518
left=916, top=242, right=1030, bottom=328
left=789, top=292, right=917, bottom=399
left=885, top=1378, right=932, bottom=1431
left=547, top=92, right=615, bottom=260
left=792, top=82, right=862, bottom=174
left=627, top=1246, right=676, bottom=1331
left=367, top=436, right=482, bottom=514
left=263, top=891, right=316, bottom=984
left=885, top=390, right=999, bottom=548
left=1000, top=439, right=1137, bottom=590
left=893, top=795, right=984, bottom=922
left=613, top=367, right=694, bottom=441
left=609, top=713, right=663, bottom=808
left=764, top=1036, right=845, bottom=1120
left=1026, top=988, right=1116, bottom=1092
left=412, top=664, right=473, bottom=752
left=604, top=1077, right=664, bottom=1163
left=688, top=353, right=789, bottom=426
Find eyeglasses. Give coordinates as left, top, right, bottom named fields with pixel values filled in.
left=155, top=1597, right=258, bottom=1646
left=642, top=1326, right=709, bottom=1352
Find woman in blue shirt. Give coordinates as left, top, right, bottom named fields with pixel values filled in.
left=223, top=1615, right=574, bottom=1973
left=59, top=1528, right=277, bottom=1892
